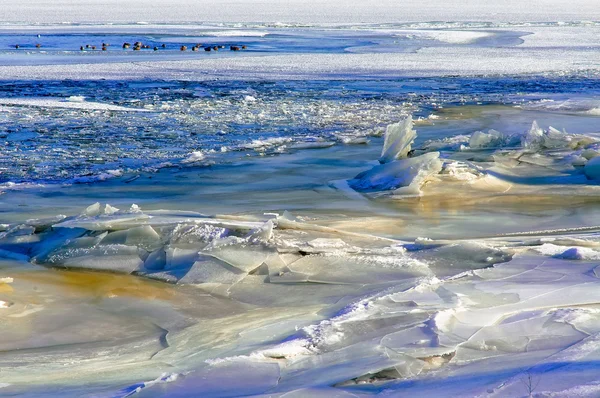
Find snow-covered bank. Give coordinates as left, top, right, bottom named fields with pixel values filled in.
left=0, top=46, right=598, bottom=81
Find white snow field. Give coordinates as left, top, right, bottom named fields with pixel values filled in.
left=0, top=45, right=597, bottom=81
left=1, top=1, right=600, bottom=397
left=1, top=0, right=600, bottom=24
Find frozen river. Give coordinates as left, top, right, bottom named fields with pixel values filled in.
left=1, top=11, right=600, bottom=398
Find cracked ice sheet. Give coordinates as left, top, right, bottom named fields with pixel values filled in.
left=6, top=117, right=600, bottom=395
left=5, top=206, right=600, bottom=397
left=350, top=255, right=600, bottom=396
left=157, top=253, right=600, bottom=397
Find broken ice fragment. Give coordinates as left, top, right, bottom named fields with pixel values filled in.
left=247, top=220, right=274, bottom=243
left=83, top=202, right=120, bottom=217
left=469, top=129, right=519, bottom=149
left=144, top=249, right=167, bottom=271
left=521, top=120, right=545, bottom=149
left=379, top=116, right=416, bottom=164
left=349, top=152, right=442, bottom=194
left=583, top=157, right=600, bottom=180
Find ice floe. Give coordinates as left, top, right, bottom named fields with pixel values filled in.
left=349, top=152, right=442, bottom=195
left=347, top=117, right=600, bottom=203
left=0, top=97, right=151, bottom=112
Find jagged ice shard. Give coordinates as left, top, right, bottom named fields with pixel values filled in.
left=349, top=118, right=442, bottom=196
left=378, top=116, right=417, bottom=164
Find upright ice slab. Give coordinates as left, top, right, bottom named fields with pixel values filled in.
left=379, top=116, right=416, bottom=164
left=350, top=117, right=442, bottom=196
